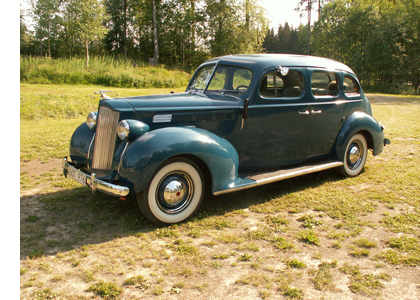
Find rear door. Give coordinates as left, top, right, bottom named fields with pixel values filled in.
left=306, top=68, right=344, bottom=159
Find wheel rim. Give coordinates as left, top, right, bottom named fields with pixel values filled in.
left=156, top=171, right=193, bottom=214
left=347, top=140, right=364, bottom=170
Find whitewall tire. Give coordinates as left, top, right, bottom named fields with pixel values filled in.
left=337, top=133, right=368, bottom=177
left=137, top=158, right=204, bottom=226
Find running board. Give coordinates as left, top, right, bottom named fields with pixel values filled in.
left=214, top=160, right=343, bottom=195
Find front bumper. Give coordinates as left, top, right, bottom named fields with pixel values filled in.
left=62, top=157, right=129, bottom=197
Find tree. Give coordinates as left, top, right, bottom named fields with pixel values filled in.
left=104, top=0, right=137, bottom=57
left=152, top=0, right=159, bottom=64
left=295, top=0, right=317, bottom=55
left=205, top=0, right=266, bottom=57
left=31, top=0, right=63, bottom=57
left=21, top=7, right=36, bottom=56
left=64, top=0, right=107, bottom=67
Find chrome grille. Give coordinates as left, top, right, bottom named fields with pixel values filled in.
left=91, top=106, right=119, bottom=176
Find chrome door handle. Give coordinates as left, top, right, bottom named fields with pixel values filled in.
left=311, top=110, right=322, bottom=114
left=298, top=110, right=310, bottom=115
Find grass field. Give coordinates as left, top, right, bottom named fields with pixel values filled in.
left=20, top=86, right=420, bottom=299
left=20, top=56, right=191, bottom=89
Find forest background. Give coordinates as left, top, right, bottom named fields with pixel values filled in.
left=20, top=0, right=420, bottom=94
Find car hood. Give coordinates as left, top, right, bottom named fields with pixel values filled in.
left=102, top=92, right=241, bottom=113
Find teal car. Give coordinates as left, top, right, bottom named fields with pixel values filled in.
left=63, top=54, right=390, bottom=225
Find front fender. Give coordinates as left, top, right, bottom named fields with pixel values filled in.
left=69, top=122, right=94, bottom=167
left=335, top=111, right=384, bottom=160
left=119, top=127, right=239, bottom=195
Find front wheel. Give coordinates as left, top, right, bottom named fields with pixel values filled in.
left=137, top=158, right=204, bottom=226
left=337, top=133, right=368, bottom=177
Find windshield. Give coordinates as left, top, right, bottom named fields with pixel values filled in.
left=188, top=65, right=253, bottom=95
left=188, top=65, right=215, bottom=91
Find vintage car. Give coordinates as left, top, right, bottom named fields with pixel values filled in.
left=63, top=54, right=390, bottom=225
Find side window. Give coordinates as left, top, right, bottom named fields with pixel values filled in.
left=344, top=75, right=361, bottom=97
left=232, top=69, right=252, bottom=90
left=259, top=70, right=303, bottom=98
left=311, top=71, right=339, bottom=96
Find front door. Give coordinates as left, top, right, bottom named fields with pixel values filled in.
left=239, top=68, right=310, bottom=171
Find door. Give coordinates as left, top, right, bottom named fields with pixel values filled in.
left=306, top=68, right=344, bottom=159
left=239, top=68, right=310, bottom=171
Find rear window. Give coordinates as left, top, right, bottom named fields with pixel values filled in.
left=344, top=75, right=361, bottom=97
left=311, top=71, right=340, bottom=96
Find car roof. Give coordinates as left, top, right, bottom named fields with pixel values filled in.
left=203, top=54, right=356, bottom=76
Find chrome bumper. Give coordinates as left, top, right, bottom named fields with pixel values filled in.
left=62, top=157, right=129, bottom=197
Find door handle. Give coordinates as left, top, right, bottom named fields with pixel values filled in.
left=311, top=110, right=322, bottom=114
left=298, top=110, right=310, bottom=115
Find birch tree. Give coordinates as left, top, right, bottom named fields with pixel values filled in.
left=64, top=0, right=107, bottom=67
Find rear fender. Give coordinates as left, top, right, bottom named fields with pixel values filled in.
left=119, top=127, right=239, bottom=195
left=335, top=111, right=384, bottom=160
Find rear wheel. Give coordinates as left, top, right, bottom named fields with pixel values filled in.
left=137, top=158, right=204, bottom=226
left=337, top=133, right=368, bottom=177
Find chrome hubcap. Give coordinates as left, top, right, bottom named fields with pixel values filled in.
left=347, top=140, right=363, bottom=170
left=163, top=180, right=186, bottom=205
left=156, top=172, right=193, bottom=214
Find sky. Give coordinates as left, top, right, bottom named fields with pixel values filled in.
left=261, top=0, right=311, bottom=29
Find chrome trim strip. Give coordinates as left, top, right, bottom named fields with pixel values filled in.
left=87, top=133, right=95, bottom=170
left=117, top=142, right=129, bottom=174
left=250, top=99, right=362, bottom=109
left=213, top=161, right=344, bottom=196
left=63, top=157, right=129, bottom=197
left=153, top=114, right=173, bottom=123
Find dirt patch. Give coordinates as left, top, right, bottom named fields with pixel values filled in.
left=21, top=158, right=62, bottom=177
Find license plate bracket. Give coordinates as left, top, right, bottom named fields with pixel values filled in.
left=68, top=166, right=87, bottom=186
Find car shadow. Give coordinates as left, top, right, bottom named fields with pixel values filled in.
left=20, top=169, right=344, bottom=260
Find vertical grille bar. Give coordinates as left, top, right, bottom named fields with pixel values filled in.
left=91, top=106, right=120, bottom=176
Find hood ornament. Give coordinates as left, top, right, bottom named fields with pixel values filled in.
left=94, top=90, right=112, bottom=99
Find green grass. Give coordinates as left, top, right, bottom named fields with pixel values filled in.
left=310, top=261, right=337, bottom=291
left=286, top=259, right=306, bottom=269
left=88, top=280, right=122, bottom=299
left=20, top=83, right=185, bottom=121
left=21, top=56, right=191, bottom=88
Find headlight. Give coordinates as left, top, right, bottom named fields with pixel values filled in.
left=86, top=112, right=97, bottom=130
left=117, top=120, right=130, bottom=140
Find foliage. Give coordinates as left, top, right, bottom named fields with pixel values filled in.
left=64, top=0, right=107, bottom=67
left=312, top=0, right=420, bottom=94
left=23, top=0, right=267, bottom=70
left=30, top=0, right=62, bottom=57
left=262, top=23, right=303, bottom=54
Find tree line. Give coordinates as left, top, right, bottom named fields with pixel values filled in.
left=21, top=0, right=419, bottom=93
left=20, top=0, right=267, bottom=69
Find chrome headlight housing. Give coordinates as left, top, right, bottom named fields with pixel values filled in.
left=117, top=120, right=130, bottom=141
left=117, top=119, right=150, bottom=141
left=86, top=112, right=97, bottom=130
